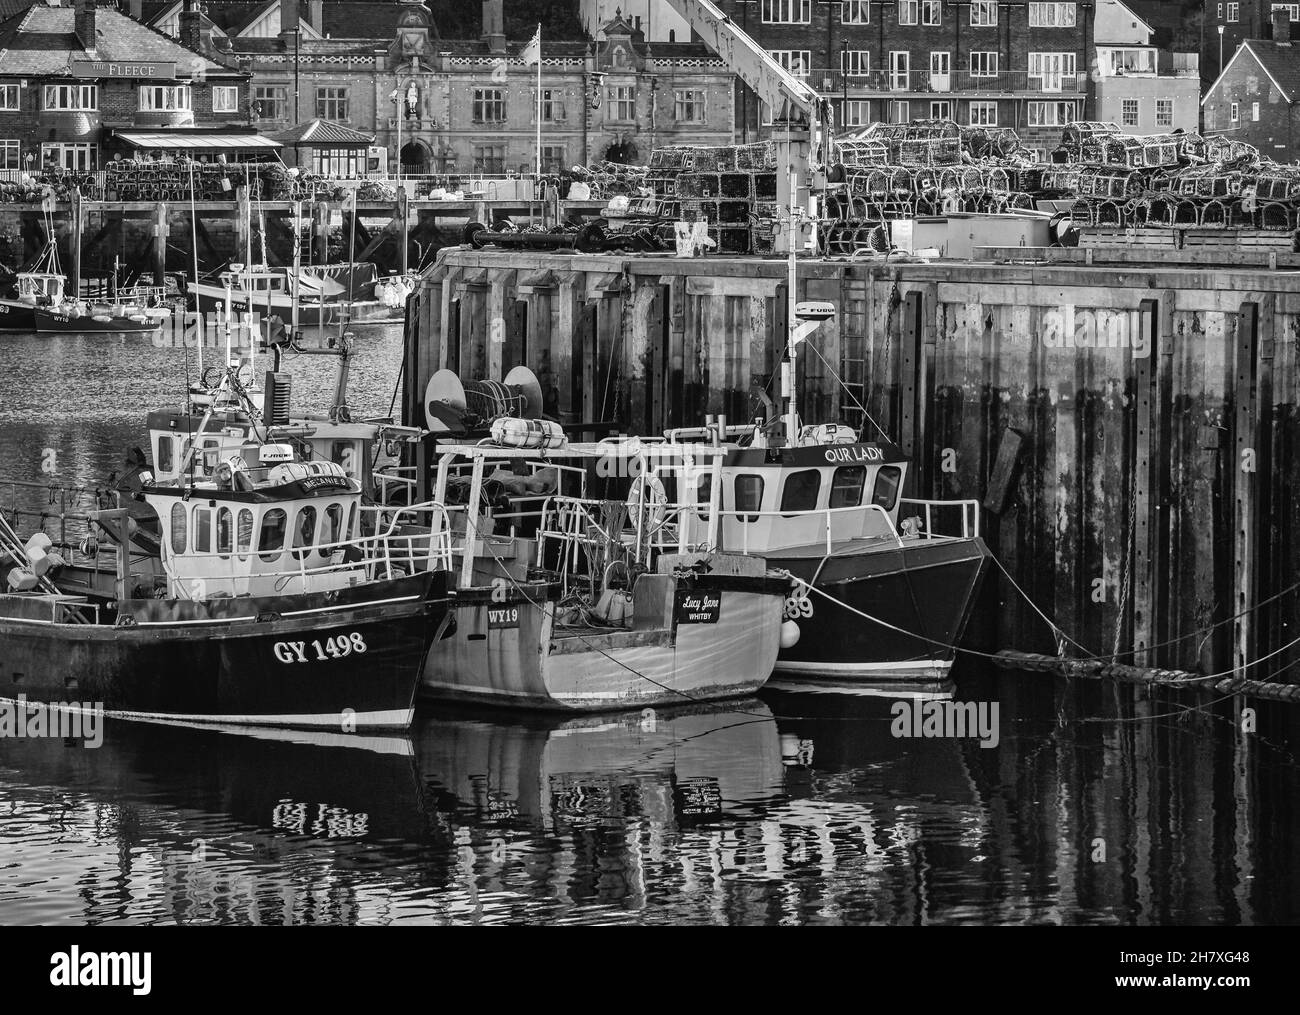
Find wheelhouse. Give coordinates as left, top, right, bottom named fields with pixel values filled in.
left=16, top=272, right=64, bottom=305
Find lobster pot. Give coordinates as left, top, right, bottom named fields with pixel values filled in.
left=490, top=417, right=566, bottom=450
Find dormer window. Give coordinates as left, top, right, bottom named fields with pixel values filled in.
left=139, top=85, right=192, bottom=112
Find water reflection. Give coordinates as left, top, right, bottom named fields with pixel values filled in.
left=1, top=677, right=1295, bottom=925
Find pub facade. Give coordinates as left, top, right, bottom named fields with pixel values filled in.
left=0, top=0, right=253, bottom=173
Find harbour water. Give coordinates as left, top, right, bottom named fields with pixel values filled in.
left=1, top=329, right=1297, bottom=925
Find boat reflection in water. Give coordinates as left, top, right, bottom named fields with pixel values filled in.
left=1, top=676, right=1297, bottom=925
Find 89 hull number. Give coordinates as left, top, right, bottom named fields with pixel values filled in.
left=274, top=633, right=369, bottom=664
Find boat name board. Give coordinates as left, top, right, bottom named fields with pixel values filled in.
left=299, top=475, right=351, bottom=492
left=674, top=589, right=721, bottom=625
left=273, top=633, right=369, bottom=663
left=822, top=445, right=888, bottom=464
left=487, top=606, right=520, bottom=629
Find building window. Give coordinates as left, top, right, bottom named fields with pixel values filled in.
left=1028, top=100, right=1077, bottom=126
left=1028, top=52, right=1077, bottom=87
left=889, top=50, right=910, bottom=89
left=253, top=86, right=286, bottom=121
left=1122, top=98, right=1139, bottom=126
left=1252, top=100, right=1261, bottom=121
left=968, top=100, right=998, bottom=125
left=541, top=144, right=565, bottom=173
left=312, top=148, right=364, bottom=177
left=971, top=1, right=998, bottom=26
left=969, top=51, right=999, bottom=77
left=1101, top=47, right=1157, bottom=75
left=138, top=85, right=191, bottom=112
left=840, top=1, right=869, bottom=24
left=930, top=100, right=951, bottom=119
left=537, top=88, right=566, bottom=122
left=899, top=0, right=918, bottom=25
left=1230, top=101, right=1239, bottom=122
left=43, top=84, right=96, bottom=111
left=771, top=51, right=811, bottom=78
left=841, top=50, right=871, bottom=77
left=762, top=0, right=811, bottom=23
left=212, top=85, right=239, bottom=113
left=472, top=143, right=505, bottom=174
left=472, top=87, right=506, bottom=123
left=841, top=99, right=871, bottom=127
left=673, top=89, right=705, bottom=122
left=609, top=84, right=636, bottom=120
left=0, top=85, right=18, bottom=111
left=42, top=142, right=97, bottom=170
left=0, top=139, right=18, bottom=169
left=1275, top=4, right=1300, bottom=21
left=315, top=86, right=349, bottom=121
left=1156, top=98, right=1173, bottom=127
left=922, top=0, right=942, bottom=25
left=1029, top=2, right=1076, bottom=27
left=1227, top=3, right=1239, bottom=22
left=890, top=99, right=910, bottom=122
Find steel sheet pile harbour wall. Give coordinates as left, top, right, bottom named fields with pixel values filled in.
left=407, top=249, right=1300, bottom=678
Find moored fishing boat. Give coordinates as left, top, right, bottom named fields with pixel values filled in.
left=0, top=370, right=455, bottom=730
left=418, top=425, right=795, bottom=711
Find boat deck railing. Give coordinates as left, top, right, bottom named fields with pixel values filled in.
left=899, top=498, right=983, bottom=540
left=727, top=503, right=906, bottom=555
left=0, top=479, right=101, bottom=550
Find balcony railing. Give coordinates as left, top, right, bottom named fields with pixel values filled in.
left=811, top=68, right=1086, bottom=94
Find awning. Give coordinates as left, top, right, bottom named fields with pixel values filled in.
left=116, top=132, right=282, bottom=151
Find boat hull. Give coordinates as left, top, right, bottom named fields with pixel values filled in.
left=421, top=570, right=788, bottom=711
left=189, top=284, right=337, bottom=328
left=0, top=572, right=449, bottom=729
left=771, top=536, right=990, bottom=680
left=0, top=300, right=37, bottom=331
left=33, top=307, right=161, bottom=334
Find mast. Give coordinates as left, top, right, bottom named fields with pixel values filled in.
left=782, top=151, right=799, bottom=448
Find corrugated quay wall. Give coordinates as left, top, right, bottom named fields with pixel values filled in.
left=404, top=250, right=1300, bottom=676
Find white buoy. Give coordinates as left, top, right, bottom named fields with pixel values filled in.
left=780, top=620, right=801, bottom=649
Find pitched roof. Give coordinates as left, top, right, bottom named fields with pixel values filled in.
left=0, top=4, right=235, bottom=76
left=271, top=117, right=374, bottom=144
left=1204, top=39, right=1300, bottom=104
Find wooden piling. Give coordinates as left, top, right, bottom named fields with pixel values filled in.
left=69, top=190, right=83, bottom=298
left=152, top=202, right=168, bottom=286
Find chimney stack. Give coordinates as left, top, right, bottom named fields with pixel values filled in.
left=1274, top=7, right=1292, bottom=44
left=481, top=0, right=506, bottom=55
left=179, top=0, right=203, bottom=53
left=308, top=0, right=323, bottom=35
left=74, top=0, right=96, bottom=53
left=129, top=0, right=142, bottom=19
left=280, top=0, right=300, bottom=46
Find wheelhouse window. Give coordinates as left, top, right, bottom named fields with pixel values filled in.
left=43, top=84, right=96, bottom=111
left=829, top=466, right=867, bottom=508
left=694, top=474, right=714, bottom=520
left=237, top=509, right=254, bottom=558
left=217, top=507, right=233, bottom=556
left=139, top=85, right=191, bottom=112
left=156, top=435, right=173, bottom=474
left=872, top=466, right=902, bottom=511
left=780, top=470, right=822, bottom=516
left=193, top=506, right=212, bottom=553
left=292, top=507, right=317, bottom=560
left=734, top=474, right=764, bottom=522
left=320, top=503, right=343, bottom=558
left=259, top=508, right=287, bottom=561
left=170, top=503, right=187, bottom=554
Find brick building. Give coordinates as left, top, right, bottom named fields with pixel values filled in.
left=1206, top=0, right=1299, bottom=82
left=713, top=0, right=1095, bottom=155
left=143, top=0, right=735, bottom=175
left=1094, top=0, right=1201, bottom=134
left=1203, top=7, right=1300, bottom=159
left=0, top=0, right=253, bottom=172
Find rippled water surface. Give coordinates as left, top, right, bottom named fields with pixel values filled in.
left=1, top=329, right=1298, bottom=925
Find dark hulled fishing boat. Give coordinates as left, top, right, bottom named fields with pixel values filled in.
left=0, top=371, right=455, bottom=729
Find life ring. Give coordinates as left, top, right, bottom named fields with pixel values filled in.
left=92, top=314, right=112, bottom=323
left=626, top=473, right=668, bottom=534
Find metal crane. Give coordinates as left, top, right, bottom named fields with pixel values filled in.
left=660, top=0, right=834, bottom=253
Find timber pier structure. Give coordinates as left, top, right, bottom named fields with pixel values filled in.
left=403, top=247, right=1300, bottom=677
